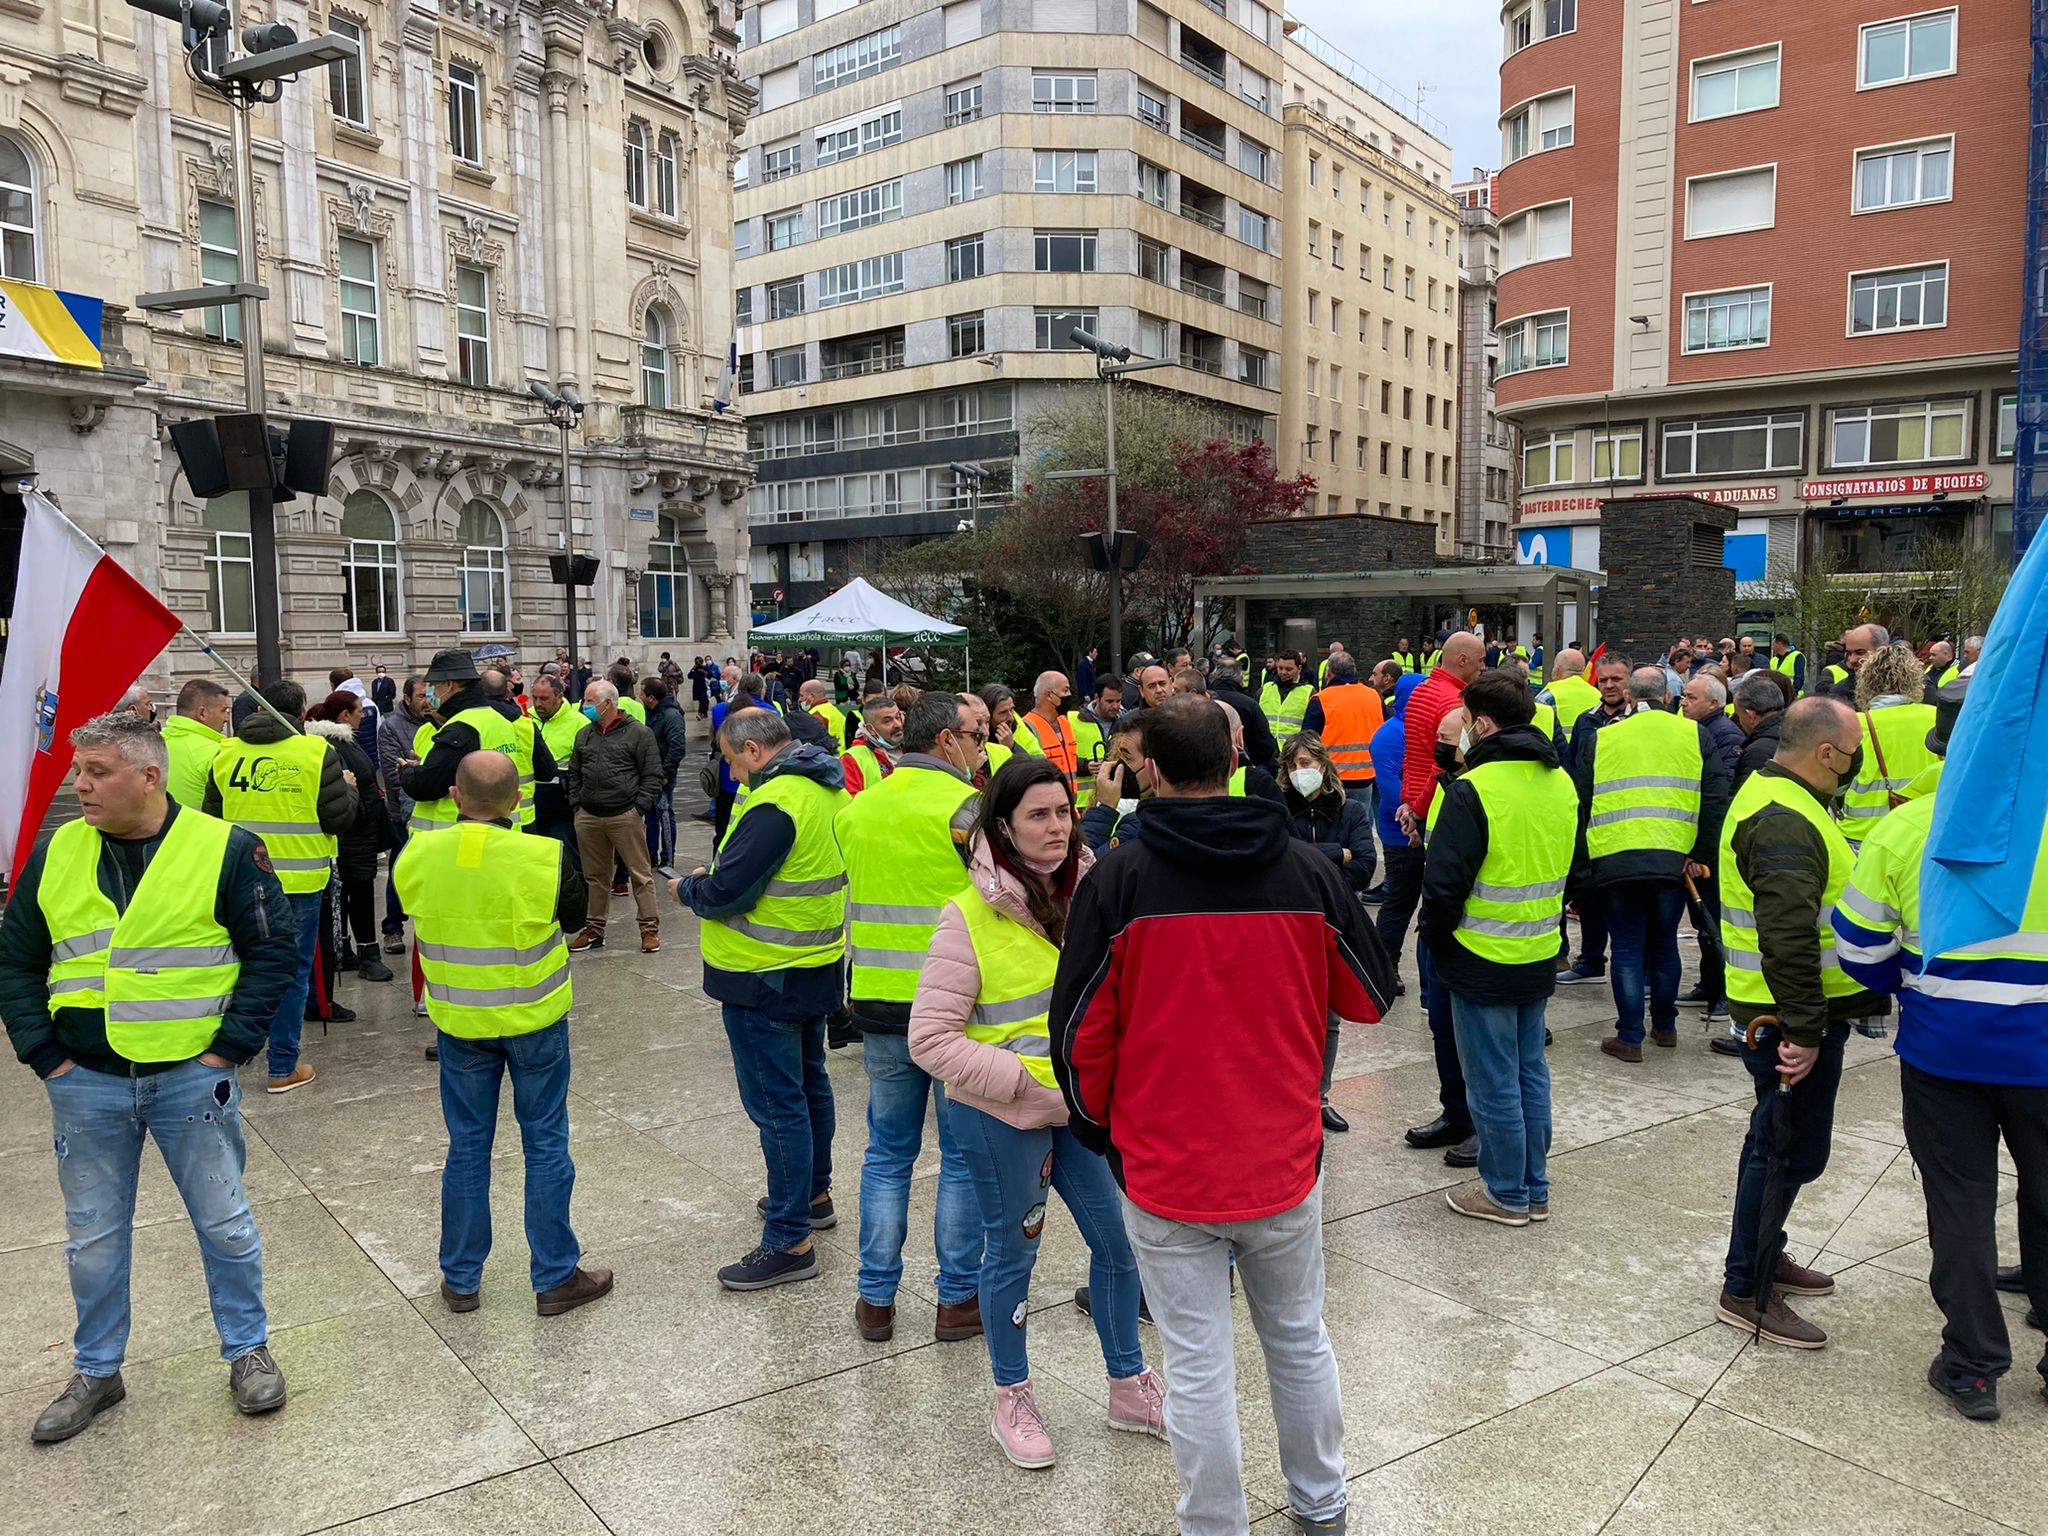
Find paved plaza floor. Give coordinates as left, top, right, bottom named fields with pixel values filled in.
left=1, top=818, right=2042, bottom=1534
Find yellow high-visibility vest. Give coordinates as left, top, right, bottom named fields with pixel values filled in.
left=950, top=885, right=1059, bottom=1089
left=210, top=732, right=335, bottom=894
left=395, top=819, right=571, bottom=1037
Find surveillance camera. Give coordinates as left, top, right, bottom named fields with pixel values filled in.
left=1068, top=327, right=1131, bottom=363
left=528, top=379, right=562, bottom=407
left=560, top=384, right=584, bottom=412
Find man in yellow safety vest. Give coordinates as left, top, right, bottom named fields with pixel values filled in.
left=3, top=710, right=300, bottom=1440
left=676, top=706, right=851, bottom=1292
left=161, top=676, right=230, bottom=809
left=395, top=751, right=612, bottom=1319
left=203, top=678, right=358, bottom=1094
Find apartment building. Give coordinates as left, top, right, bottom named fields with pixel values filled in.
left=734, top=0, right=1288, bottom=612
left=0, top=0, right=755, bottom=687
left=1274, top=25, right=1463, bottom=555
left=1494, top=0, right=2025, bottom=585
left=1453, top=171, right=1513, bottom=560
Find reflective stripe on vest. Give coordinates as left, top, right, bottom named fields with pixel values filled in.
left=504, top=713, right=539, bottom=826
left=1070, top=714, right=1107, bottom=808
left=210, top=732, right=335, bottom=894
left=1316, top=683, right=1382, bottom=781
left=1449, top=759, right=1577, bottom=965
left=1718, top=771, right=1860, bottom=1006
left=837, top=764, right=975, bottom=1001
left=1840, top=703, right=1938, bottom=840
left=1587, top=711, right=1702, bottom=860
left=951, top=885, right=1060, bottom=1089
left=38, top=811, right=241, bottom=1060
left=392, top=819, right=571, bottom=1037
left=1260, top=680, right=1315, bottom=738
left=411, top=708, right=532, bottom=832
left=703, top=767, right=851, bottom=971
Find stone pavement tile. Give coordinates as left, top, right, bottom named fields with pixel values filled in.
left=244, top=1082, right=630, bottom=1196
left=1326, top=1175, right=1734, bottom=1364
left=1851, top=1192, right=2037, bottom=1324
left=1822, top=1151, right=2017, bottom=1264
left=0, top=1069, right=57, bottom=1159
left=565, top=1036, right=755, bottom=1130
left=1829, top=1055, right=1910, bottom=1146
left=1029, top=1246, right=1608, bottom=1507
left=0, top=1116, right=308, bottom=1255
left=1285, top=1367, right=1695, bottom=1536
left=1600, top=1400, right=2028, bottom=1536
left=0, top=1192, right=401, bottom=1398
left=1323, top=1017, right=1444, bottom=1079
left=0, top=1302, right=539, bottom=1536
left=417, top=1222, right=940, bottom=1456
left=1548, top=1103, right=1907, bottom=1258
left=1621, top=1322, right=1750, bottom=1400
left=1706, top=1260, right=2048, bottom=1533
left=319, top=1131, right=734, bottom=1298
left=1535, top=1039, right=1737, bottom=1144
left=325, top=1466, right=611, bottom=1536
left=560, top=1343, right=1213, bottom=1536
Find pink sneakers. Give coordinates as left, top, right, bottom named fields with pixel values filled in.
left=990, top=1380, right=1056, bottom=1469
left=1107, top=1368, right=1169, bottom=1438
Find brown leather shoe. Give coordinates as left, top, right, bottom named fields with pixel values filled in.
left=640, top=931, right=661, bottom=954
left=1715, top=1287, right=1826, bottom=1348
left=1650, top=1029, right=1678, bottom=1049
left=1775, top=1255, right=1836, bottom=1296
left=935, top=1294, right=985, bottom=1342
left=855, top=1297, right=895, bottom=1342
left=440, top=1281, right=479, bottom=1313
left=536, top=1265, right=614, bottom=1316
left=567, top=928, right=604, bottom=953
left=1600, top=1036, right=1643, bottom=1063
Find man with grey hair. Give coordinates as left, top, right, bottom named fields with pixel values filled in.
left=1, top=710, right=301, bottom=1439
left=117, top=683, right=153, bottom=723
left=677, top=705, right=851, bottom=1291
left=565, top=679, right=665, bottom=953
left=1577, top=666, right=1731, bottom=1062
left=1826, top=623, right=1890, bottom=702
left=1961, top=634, right=1984, bottom=674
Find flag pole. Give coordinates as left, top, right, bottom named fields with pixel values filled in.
left=175, top=624, right=303, bottom=736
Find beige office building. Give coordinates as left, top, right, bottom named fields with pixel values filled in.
left=1, top=0, right=755, bottom=692
left=1273, top=25, right=1462, bottom=554
left=734, top=0, right=1292, bottom=612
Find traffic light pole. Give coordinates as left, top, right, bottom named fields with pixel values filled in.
left=231, top=95, right=282, bottom=688
left=558, top=417, right=576, bottom=667
left=1103, top=371, right=1121, bottom=677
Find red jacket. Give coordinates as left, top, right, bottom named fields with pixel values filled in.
left=1050, top=794, right=1393, bottom=1223
left=1400, top=668, right=1468, bottom=819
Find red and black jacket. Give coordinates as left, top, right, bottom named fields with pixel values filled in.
left=1050, top=794, right=1394, bottom=1224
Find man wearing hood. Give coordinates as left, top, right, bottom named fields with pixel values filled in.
left=1051, top=696, right=1393, bottom=1536
left=1419, top=671, right=1581, bottom=1226
left=677, top=708, right=852, bottom=1292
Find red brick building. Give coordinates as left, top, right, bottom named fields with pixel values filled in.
left=1491, top=1, right=2024, bottom=592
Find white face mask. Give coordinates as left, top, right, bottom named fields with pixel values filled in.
left=1289, top=767, right=1324, bottom=797
left=1458, top=728, right=1473, bottom=755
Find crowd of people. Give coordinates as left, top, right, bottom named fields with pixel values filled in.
left=3, top=613, right=2042, bottom=1534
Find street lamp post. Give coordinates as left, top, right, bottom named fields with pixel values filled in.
left=1063, top=328, right=1173, bottom=676
left=946, top=460, right=990, bottom=532
left=514, top=381, right=587, bottom=663
left=129, top=0, right=359, bottom=685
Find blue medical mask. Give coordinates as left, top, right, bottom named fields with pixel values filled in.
left=581, top=704, right=600, bottom=721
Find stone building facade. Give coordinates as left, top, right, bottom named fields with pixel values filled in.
left=1, top=0, right=755, bottom=695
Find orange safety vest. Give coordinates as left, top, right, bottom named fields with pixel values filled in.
left=1021, top=709, right=1080, bottom=782
left=1316, top=683, right=1384, bottom=782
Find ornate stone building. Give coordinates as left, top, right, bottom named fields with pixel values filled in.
left=0, top=0, right=755, bottom=691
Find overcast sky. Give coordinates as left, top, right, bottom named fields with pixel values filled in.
left=1285, top=0, right=1501, bottom=180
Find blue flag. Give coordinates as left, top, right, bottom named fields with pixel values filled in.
left=1922, top=531, right=2048, bottom=956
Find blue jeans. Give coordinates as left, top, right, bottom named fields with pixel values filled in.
left=857, top=1030, right=981, bottom=1306
left=1606, top=880, right=1684, bottom=1045
left=948, top=1102, right=1144, bottom=1386
left=1416, top=941, right=1470, bottom=1135
left=438, top=1019, right=581, bottom=1293
left=382, top=819, right=409, bottom=933
left=1723, top=1024, right=1847, bottom=1297
left=46, top=1059, right=267, bottom=1375
left=268, top=889, right=324, bottom=1077
left=1448, top=992, right=1552, bottom=1213
left=644, top=773, right=678, bottom=869
left=722, top=1005, right=835, bottom=1252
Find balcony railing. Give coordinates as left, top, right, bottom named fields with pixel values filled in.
left=820, top=351, right=905, bottom=380
left=1179, top=202, right=1224, bottom=232
left=1179, top=274, right=1225, bottom=303
left=1179, top=129, right=1225, bottom=160
left=1180, top=53, right=1224, bottom=88
left=1179, top=350, right=1225, bottom=375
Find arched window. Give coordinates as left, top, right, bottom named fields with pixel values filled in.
left=641, top=308, right=670, bottom=408
left=638, top=511, right=693, bottom=638
left=655, top=130, right=679, bottom=217
left=457, top=500, right=507, bottom=633
left=625, top=120, right=648, bottom=208
left=202, top=492, right=255, bottom=634
left=0, top=135, right=39, bottom=282
left=341, top=489, right=402, bottom=633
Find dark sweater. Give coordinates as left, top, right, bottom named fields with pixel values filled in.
left=0, top=802, right=300, bottom=1077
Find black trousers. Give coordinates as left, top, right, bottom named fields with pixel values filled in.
left=1377, top=843, right=1426, bottom=980
left=1900, top=1060, right=2048, bottom=1384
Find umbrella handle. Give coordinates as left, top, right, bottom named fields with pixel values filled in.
left=1743, top=1013, right=1795, bottom=1091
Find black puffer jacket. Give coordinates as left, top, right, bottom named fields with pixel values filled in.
left=645, top=693, right=688, bottom=781
left=1734, top=710, right=1782, bottom=791
left=1281, top=782, right=1376, bottom=895
left=308, top=720, right=393, bottom=882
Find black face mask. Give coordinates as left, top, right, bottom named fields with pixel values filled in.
left=1833, top=745, right=1865, bottom=791
left=1433, top=743, right=1460, bottom=774
left=1057, top=694, right=1075, bottom=715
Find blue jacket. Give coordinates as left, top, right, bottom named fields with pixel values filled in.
left=679, top=742, right=847, bottom=1020
left=1369, top=673, right=1423, bottom=848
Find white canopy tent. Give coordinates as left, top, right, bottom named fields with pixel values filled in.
left=747, top=577, right=970, bottom=685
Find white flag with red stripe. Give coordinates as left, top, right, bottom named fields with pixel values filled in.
left=0, top=491, right=182, bottom=881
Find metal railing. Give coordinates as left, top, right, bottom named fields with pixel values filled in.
left=1179, top=274, right=1225, bottom=303
left=819, top=351, right=904, bottom=380
left=1178, top=350, right=1225, bottom=375
left=1179, top=201, right=1224, bottom=232
left=1179, top=129, right=1225, bottom=160
left=1180, top=53, right=1224, bottom=88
